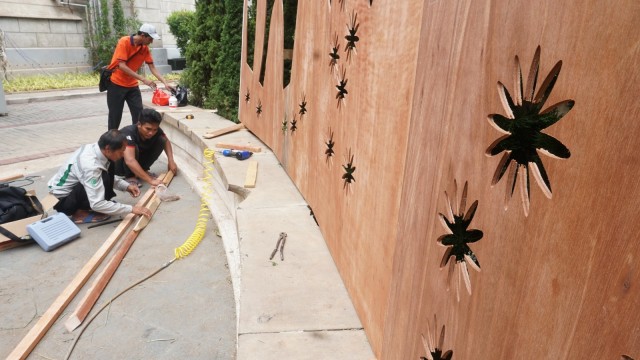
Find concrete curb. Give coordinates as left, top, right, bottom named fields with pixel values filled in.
left=5, top=87, right=157, bottom=105
left=5, top=89, right=104, bottom=105
left=155, top=104, right=375, bottom=359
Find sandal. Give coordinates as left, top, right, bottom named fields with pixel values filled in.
left=73, top=211, right=111, bottom=224
left=125, top=177, right=143, bottom=187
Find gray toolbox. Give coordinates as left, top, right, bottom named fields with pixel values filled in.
left=27, top=212, right=81, bottom=251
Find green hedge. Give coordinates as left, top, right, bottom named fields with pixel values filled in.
left=166, top=10, right=195, bottom=55
left=181, top=0, right=242, bottom=122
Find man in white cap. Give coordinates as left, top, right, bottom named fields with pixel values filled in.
left=104, top=23, right=175, bottom=130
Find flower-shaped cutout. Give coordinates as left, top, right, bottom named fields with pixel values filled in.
left=299, top=94, right=307, bottom=117
left=438, top=181, right=482, bottom=301
left=329, top=34, right=340, bottom=75
left=281, top=118, right=288, bottom=134
left=420, top=315, right=453, bottom=360
left=290, top=114, right=297, bottom=133
left=325, top=127, right=335, bottom=164
left=336, top=66, right=348, bottom=108
left=245, top=89, right=250, bottom=104
left=486, top=46, right=574, bottom=216
left=342, top=148, right=355, bottom=191
left=345, top=11, right=359, bottom=62
left=256, top=99, right=262, bottom=115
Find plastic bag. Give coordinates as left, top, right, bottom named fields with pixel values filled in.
left=152, top=89, right=170, bottom=106
left=155, top=184, right=180, bottom=202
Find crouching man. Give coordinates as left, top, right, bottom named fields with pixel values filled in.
left=116, top=108, right=178, bottom=187
left=48, top=130, right=152, bottom=224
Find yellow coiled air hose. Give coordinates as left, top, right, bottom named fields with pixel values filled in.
left=174, top=148, right=216, bottom=259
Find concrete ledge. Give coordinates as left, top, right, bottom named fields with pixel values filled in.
left=238, top=330, right=374, bottom=360
left=152, top=103, right=375, bottom=359
left=0, top=5, right=82, bottom=20
left=5, top=88, right=103, bottom=105
left=5, top=48, right=90, bottom=69
left=5, top=87, right=155, bottom=105
left=4, top=66, right=93, bottom=79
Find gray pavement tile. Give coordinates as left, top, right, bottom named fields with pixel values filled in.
left=0, top=165, right=236, bottom=360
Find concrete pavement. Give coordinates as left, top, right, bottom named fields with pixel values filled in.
left=0, top=87, right=374, bottom=359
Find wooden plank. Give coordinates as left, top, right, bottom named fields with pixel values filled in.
left=215, top=142, right=262, bottom=153
left=0, top=240, right=28, bottom=252
left=203, top=123, right=245, bottom=139
left=132, top=197, right=161, bottom=231
left=63, top=230, right=139, bottom=333
left=5, top=174, right=169, bottom=360
left=64, top=195, right=165, bottom=332
left=244, top=161, right=258, bottom=188
left=0, top=173, right=23, bottom=183
left=63, top=173, right=173, bottom=332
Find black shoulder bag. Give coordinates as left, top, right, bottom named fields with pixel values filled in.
left=98, top=66, right=112, bottom=92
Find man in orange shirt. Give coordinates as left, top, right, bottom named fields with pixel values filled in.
left=106, top=23, right=174, bottom=130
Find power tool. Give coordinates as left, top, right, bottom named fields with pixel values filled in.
left=217, top=149, right=253, bottom=160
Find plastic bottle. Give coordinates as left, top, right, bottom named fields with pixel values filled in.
left=169, top=94, right=178, bottom=108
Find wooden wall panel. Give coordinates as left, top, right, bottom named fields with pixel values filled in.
left=240, top=0, right=640, bottom=358
left=386, top=0, right=640, bottom=359
left=241, top=1, right=422, bottom=355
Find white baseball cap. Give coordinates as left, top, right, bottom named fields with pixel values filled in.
left=139, top=23, right=161, bottom=40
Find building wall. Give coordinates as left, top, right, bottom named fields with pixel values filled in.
left=0, top=0, right=194, bottom=78
left=0, top=1, right=89, bottom=77
left=133, top=0, right=194, bottom=59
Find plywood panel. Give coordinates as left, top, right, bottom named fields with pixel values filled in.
left=240, top=0, right=640, bottom=358
left=386, top=0, right=640, bottom=359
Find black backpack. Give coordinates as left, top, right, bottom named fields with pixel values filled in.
left=172, top=85, right=188, bottom=107
left=0, top=185, right=43, bottom=224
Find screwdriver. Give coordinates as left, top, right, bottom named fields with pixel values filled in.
left=217, top=149, right=253, bottom=160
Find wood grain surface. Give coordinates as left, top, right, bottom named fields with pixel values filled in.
left=240, top=0, right=640, bottom=358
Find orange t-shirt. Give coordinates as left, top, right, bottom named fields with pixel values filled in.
left=108, top=35, right=153, bottom=88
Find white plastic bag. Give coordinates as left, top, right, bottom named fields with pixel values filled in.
left=155, top=184, right=180, bottom=202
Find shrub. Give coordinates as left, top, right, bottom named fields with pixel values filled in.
left=87, top=0, right=140, bottom=68
left=184, top=0, right=242, bottom=122
left=167, top=10, right=195, bottom=56
left=184, top=0, right=223, bottom=108
left=208, top=0, right=242, bottom=121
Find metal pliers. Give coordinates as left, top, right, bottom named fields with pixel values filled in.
left=269, top=232, right=287, bottom=261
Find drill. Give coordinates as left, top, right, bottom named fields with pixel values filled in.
left=218, top=149, right=253, bottom=160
